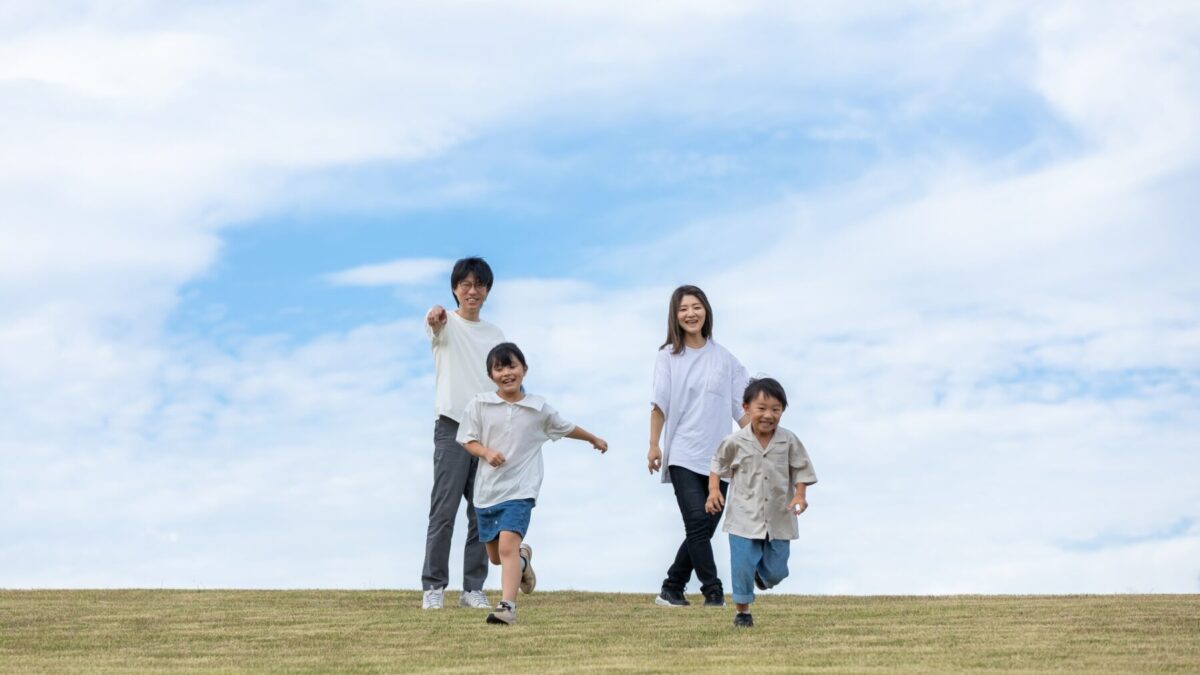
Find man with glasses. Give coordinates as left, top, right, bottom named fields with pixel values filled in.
left=421, top=257, right=507, bottom=610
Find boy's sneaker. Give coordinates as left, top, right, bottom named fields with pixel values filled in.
left=654, top=588, right=690, bottom=607
left=733, top=612, right=754, bottom=628
left=703, top=589, right=725, bottom=607
left=519, top=543, right=536, bottom=594
left=421, top=588, right=444, bottom=610
left=486, top=601, right=516, bottom=625
left=459, top=590, right=490, bottom=609
left=754, top=572, right=768, bottom=591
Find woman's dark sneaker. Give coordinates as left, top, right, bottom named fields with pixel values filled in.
left=733, top=612, right=754, bottom=628
left=654, top=588, right=690, bottom=607
left=703, top=590, right=725, bottom=607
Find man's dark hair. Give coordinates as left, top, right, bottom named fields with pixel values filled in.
left=486, top=342, right=528, bottom=374
left=450, top=257, right=494, bottom=306
left=743, top=377, right=788, bottom=409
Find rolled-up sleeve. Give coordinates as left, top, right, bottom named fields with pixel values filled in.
left=542, top=405, right=576, bottom=441
left=788, top=437, right=818, bottom=486
left=456, top=398, right=482, bottom=445
left=651, top=349, right=671, bottom=417
left=709, top=437, right=739, bottom=479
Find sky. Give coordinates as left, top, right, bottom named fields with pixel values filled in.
left=2, top=1, right=1198, bottom=594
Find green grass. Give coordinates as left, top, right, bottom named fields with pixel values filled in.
left=1, top=591, right=1197, bottom=673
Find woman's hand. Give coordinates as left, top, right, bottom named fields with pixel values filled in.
left=484, top=449, right=506, bottom=467
left=705, top=490, right=725, bottom=514
left=787, top=494, right=808, bottom=515
left=647, top=444, right=662, bottom=474
left=592, top=437, right=608, bottom=454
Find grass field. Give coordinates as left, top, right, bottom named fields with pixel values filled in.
left=1, top=591, right=1197, bottom=673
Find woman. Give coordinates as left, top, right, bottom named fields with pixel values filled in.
left=648, top=285, right=749, bottom=607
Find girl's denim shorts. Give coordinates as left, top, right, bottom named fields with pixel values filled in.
left=475, top=498, right=534, bottom=542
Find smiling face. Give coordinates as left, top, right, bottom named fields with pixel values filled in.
left=489, top=357, right=527, bottom=398
left=676, top=294, right=707, bottom=338
left=744, top=391, right=784, bottom=438
left=453, top=273, right=489, bottom=313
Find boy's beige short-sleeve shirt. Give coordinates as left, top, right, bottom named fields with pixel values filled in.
left=710, top=425, right=817, bottom=540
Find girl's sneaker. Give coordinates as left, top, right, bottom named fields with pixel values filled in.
left=519, top=543, right=536, bottom=594
left=487, top=601, right=516, bottom=625
left=733, top=612, right=754, bottom=628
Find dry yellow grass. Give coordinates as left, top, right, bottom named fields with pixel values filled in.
left=1, top=591, right=1197, bottom=673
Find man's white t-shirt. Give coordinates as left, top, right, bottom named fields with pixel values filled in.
left=456, top=393, right=576, bottom=509
left=427, top=311, right=506, bottom=423
left=651, top=339, right=749, bottom=483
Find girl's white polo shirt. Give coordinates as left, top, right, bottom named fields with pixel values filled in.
left=456, top=392, right=575, bottom=509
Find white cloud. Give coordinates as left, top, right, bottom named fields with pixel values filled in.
left=325, top=258, right=455, bottom=288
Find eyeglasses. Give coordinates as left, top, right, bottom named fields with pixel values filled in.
left=455, top=281, right=488, bottom=291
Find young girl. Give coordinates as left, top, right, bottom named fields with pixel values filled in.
left=647, top=285, right=749, bottom=607
left=457, top=342, right=608, bottom=625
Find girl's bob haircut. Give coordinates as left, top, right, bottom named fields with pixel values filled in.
left=661, top=284, right=714, bottom=355
left=486, top=342, right=528, bottom=374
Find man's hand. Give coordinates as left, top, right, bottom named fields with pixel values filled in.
left=484, top=449, right=506, bottom=467
left=705, top=490, right=725, bottom=514
left=647, top=444, right=662, bottom=474
left=787, top=494, right=808, bottom=515
left=592, top=437, right=608, bottom=454
left=426, top=305, right=448, bottom=332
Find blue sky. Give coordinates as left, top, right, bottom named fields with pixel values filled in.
left=2, top=1, right=1198, bottom=593
left=170, top=85, right=1065, bottom=344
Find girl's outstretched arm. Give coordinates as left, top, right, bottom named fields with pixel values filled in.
left=566, top=426, right=608, bottom=453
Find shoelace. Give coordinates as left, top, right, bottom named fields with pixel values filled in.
left=424, top=590, right=444, bottom=608
left=463, top=591, right=487, bottom=605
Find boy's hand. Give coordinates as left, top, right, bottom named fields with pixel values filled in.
left=705, top=490, right=724, bottom=514
left=484, top=448, right=506, bottom=467
left=647, top=444, right=662, bottom=474
left=426, top=305, right=448, bottom=329
left=787, top=495, right=808, bottom=515
left=592, top=437, right=608, bottom=454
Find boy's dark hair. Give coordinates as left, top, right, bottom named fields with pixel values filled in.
left=743, top=377, right=788, bottom=409
left=661, top=284, right=714, bottom=355
left=486, top=342, right=528, bottom=374
left=450, top=257, right=494, bottom=307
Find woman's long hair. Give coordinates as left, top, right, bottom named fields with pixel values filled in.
left=661, top=285, right=714, bottom=355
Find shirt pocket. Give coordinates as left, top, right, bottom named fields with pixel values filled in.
left=704, top=362, right=727, bottom=397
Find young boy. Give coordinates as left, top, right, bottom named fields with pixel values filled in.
left=705, top=377, right=817, bottom=628
left=457, top=342, right=608, bottom=625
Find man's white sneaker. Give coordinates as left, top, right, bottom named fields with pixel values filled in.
left=421, top=588, right=444, bottom=610
left=459, top=590, right=490, bottom=609
left=519, top=543, right=536, bottom=594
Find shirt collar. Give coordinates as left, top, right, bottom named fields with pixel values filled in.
left=479, top=392, right=545, bottom=411
left=737, top=423, right=784, bottom=448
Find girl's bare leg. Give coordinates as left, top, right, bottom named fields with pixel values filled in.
left=497, top=531, right=523, bottom=603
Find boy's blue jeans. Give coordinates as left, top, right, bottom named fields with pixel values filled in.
left=729, top=534, right=790, bottom=605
